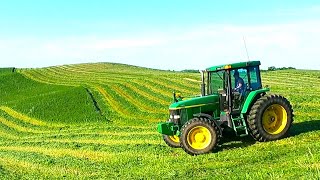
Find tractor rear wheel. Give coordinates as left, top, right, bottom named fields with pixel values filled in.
left=180, top=117, right=221, bottom=155
left=163, top=134, right=180, bottom=148
left=248, top=94, right=293, bottom=142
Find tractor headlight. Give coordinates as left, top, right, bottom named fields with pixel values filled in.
left=170, top=114, right=180, bottom=119
left=169, top=110, right=181, bottom=125
left=173, top=115, right=180, bottom=119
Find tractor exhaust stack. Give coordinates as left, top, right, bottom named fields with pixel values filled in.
left=200, top=70, right=206, bottom=96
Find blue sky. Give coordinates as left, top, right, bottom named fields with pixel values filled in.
left=0, top=0, right=320, bottom=70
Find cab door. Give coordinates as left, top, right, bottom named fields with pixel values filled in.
left=230, top=68, right=249, bottom=112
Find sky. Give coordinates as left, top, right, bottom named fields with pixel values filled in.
left=0, top=0, right=320, bottom=70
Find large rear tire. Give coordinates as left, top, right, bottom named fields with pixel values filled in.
left=248, top=94, right=293, bottom=142
left=180, top=117, right=221, bottom=155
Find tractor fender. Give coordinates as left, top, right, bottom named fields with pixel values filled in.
left=241, top=88, right=270, bottom=114
left=193, top=113, right=212, bottom=120
left=193, top=113, right=223, bottom=135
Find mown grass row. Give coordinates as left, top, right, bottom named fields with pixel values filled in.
left=21, top=64, right=198, bottom=87
left=21, top=64, right=200, bottom=92
left=1, top=125, right=320, bottom=179
left=0, top=105, right=171, bottom=179
left=0, top=105, right=159, bottom=145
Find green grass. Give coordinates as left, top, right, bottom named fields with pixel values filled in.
left=0, top=73, right=105, bottom=124
left=0, top=63, right=319, bottom=179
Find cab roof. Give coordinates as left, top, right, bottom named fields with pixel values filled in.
left=206, top=60, right=261, bottom=72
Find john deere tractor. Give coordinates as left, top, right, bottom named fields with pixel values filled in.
left=157, top=61, right=293, bottom=155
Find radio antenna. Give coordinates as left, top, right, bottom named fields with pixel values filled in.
left=243, top=36, right=250, bottom=61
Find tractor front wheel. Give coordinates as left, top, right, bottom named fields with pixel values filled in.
left=180, top=117, right=221, bottom=155
left=163, top=134, right=180, bottom=148
left=248, top=94, right=293, bottom=141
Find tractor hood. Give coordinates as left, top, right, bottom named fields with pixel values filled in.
left=169, top=94, right=219, bottom=110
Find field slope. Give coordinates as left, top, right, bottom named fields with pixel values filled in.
left=0, top=63, right=319, bottom=179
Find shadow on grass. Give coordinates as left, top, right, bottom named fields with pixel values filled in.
left=214, top=130, right=256, bottom=152
left=158, top=121, right=320, bottom=154
left=289, top=120, right=320, bottom=136
left=216, top=120, right=320, bottom=151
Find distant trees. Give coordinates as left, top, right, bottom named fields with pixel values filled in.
left=267, top=66, right=276, bottom=71
left=180, top=66, right=297, bottom=73
left=180, top=69, right=199, bottom=73
left=267, top=66, right=296, bottom=71
left=0, top=67, right=15, bottom=74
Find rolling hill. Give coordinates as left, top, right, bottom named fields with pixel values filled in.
left=0, top=63, right=320, bottom=179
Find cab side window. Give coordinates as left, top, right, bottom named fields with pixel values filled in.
left=248, top=67, right=262, bottom=90
left=209, top=71, right=224, bottom=94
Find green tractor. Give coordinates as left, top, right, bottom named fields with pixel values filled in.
left=157, top=61, right=293, bottom=155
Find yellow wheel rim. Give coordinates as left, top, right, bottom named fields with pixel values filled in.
left=187, top=126, right=212, bottom=150
left=168, top=135, right=179, bottom=143
left=262, top=104, right=288, bottom=134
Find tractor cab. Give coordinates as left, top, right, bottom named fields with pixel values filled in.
left=204, top=61, right=262, bottom=116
